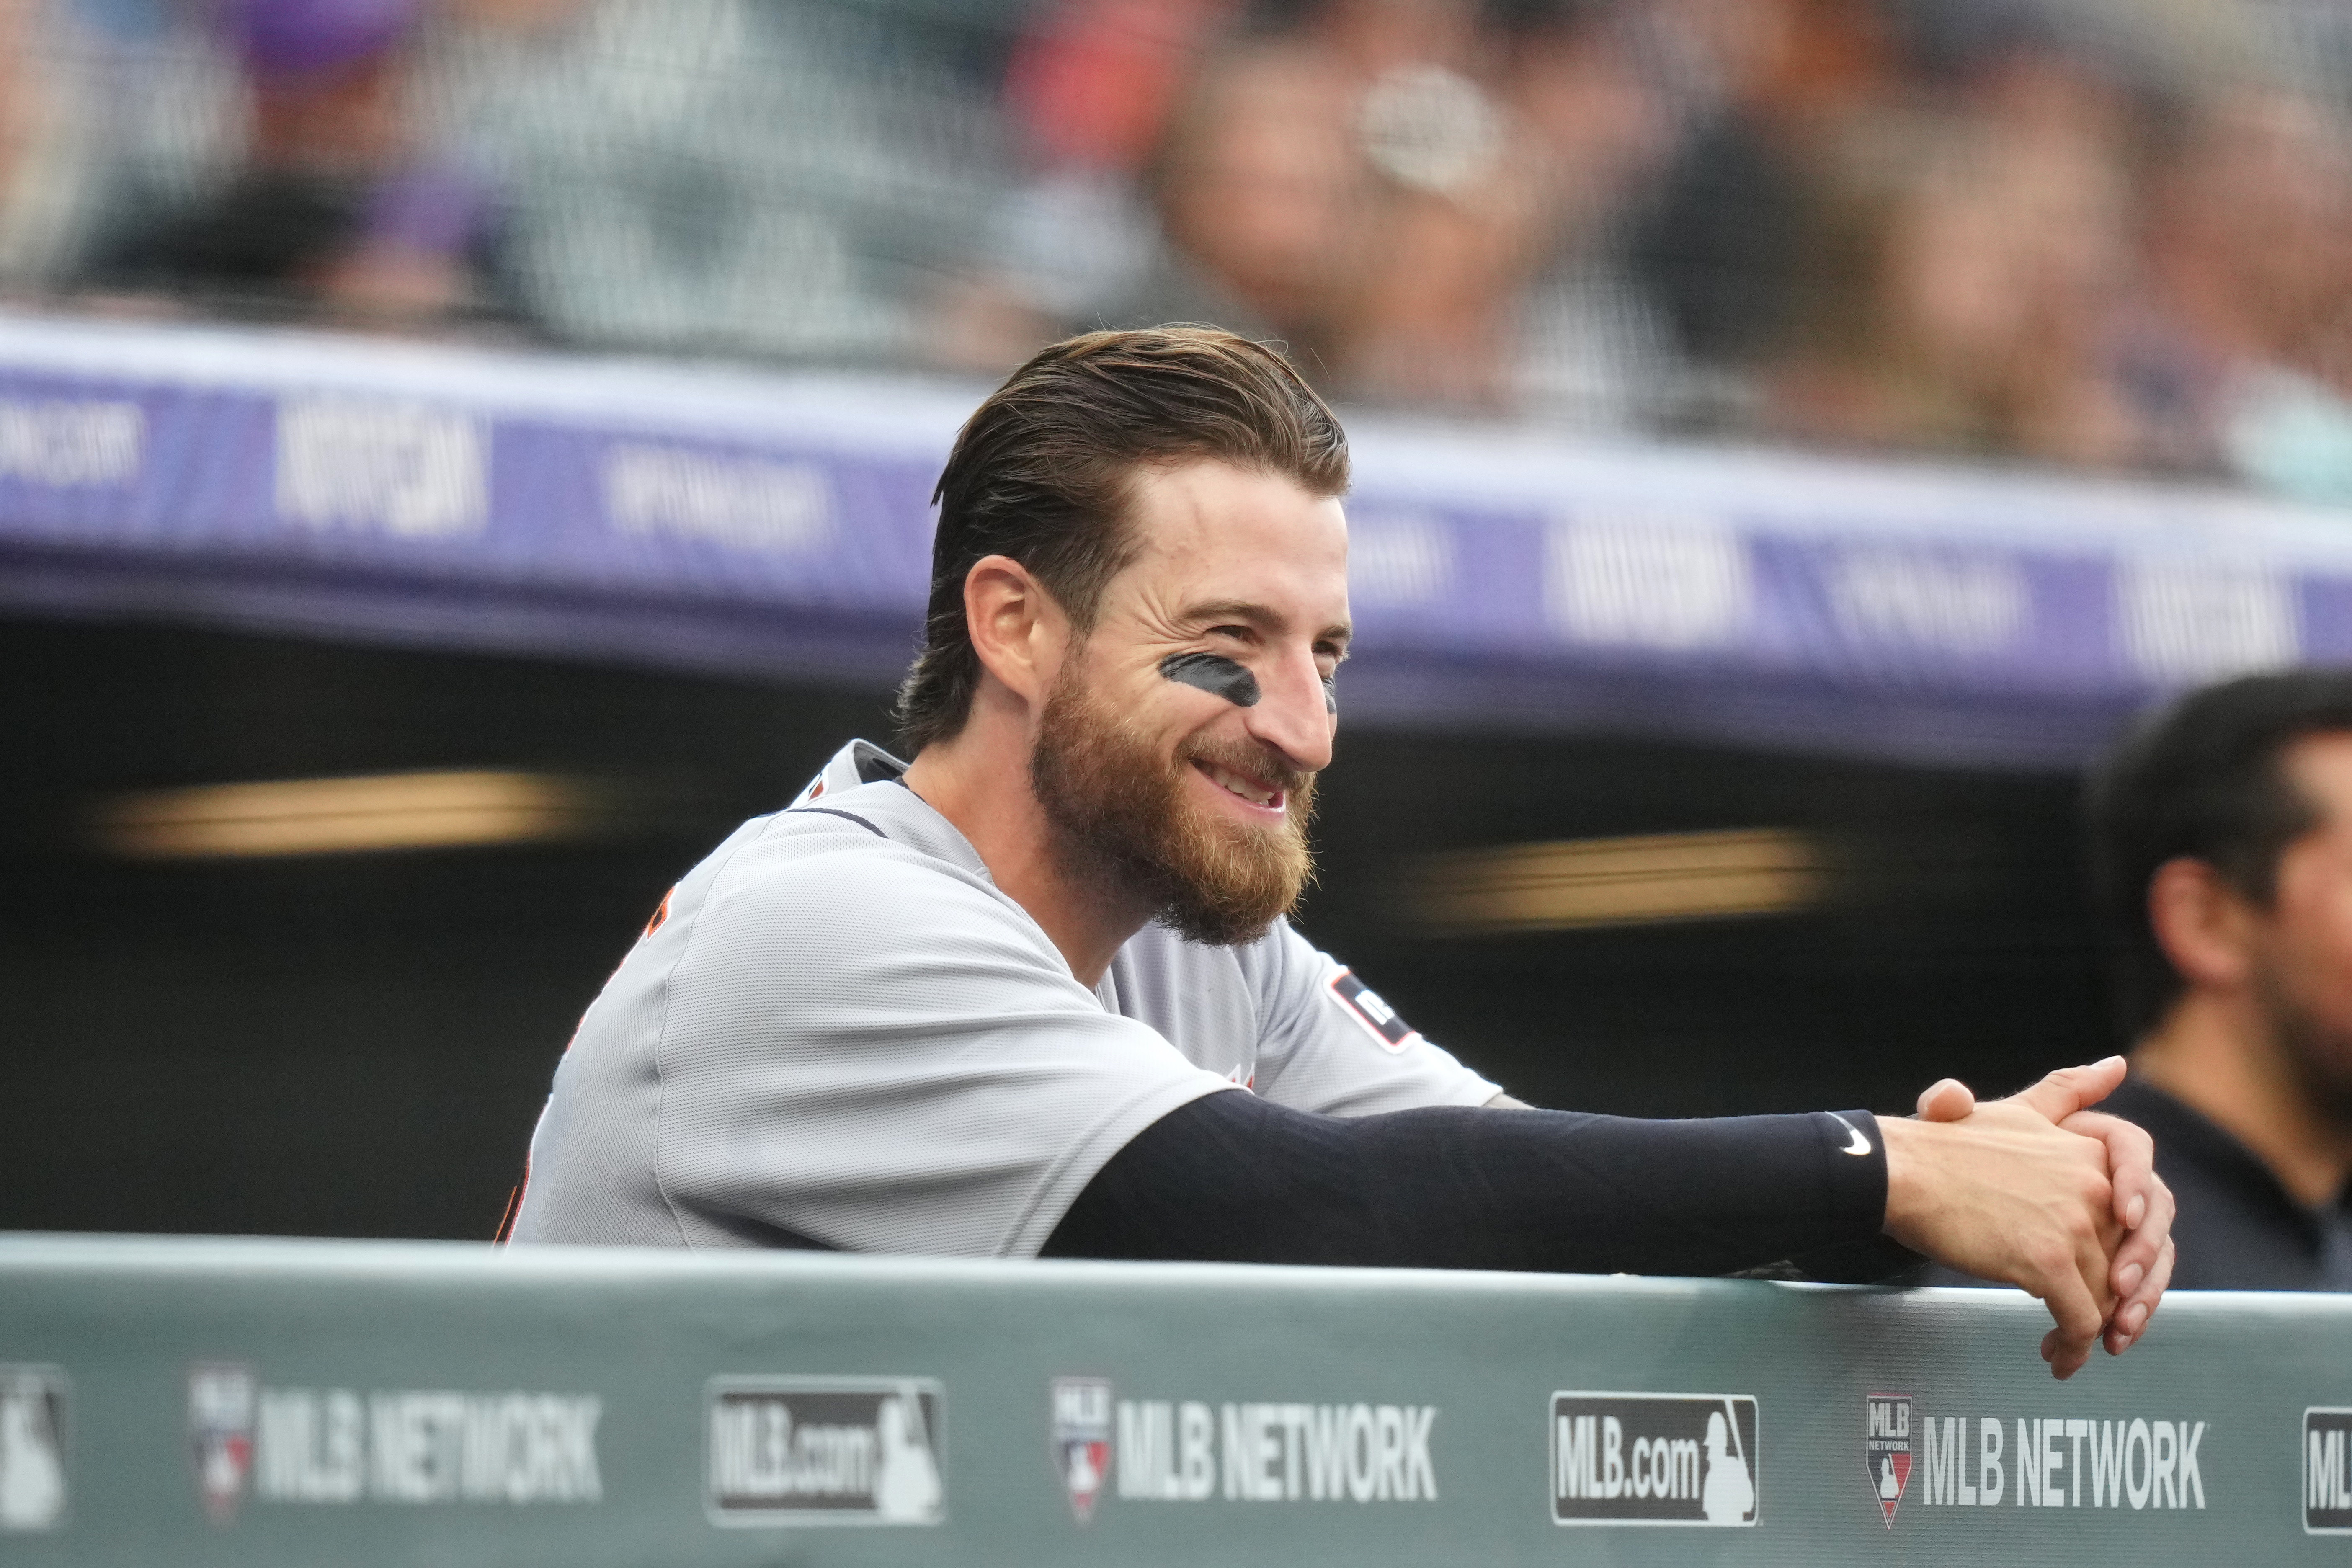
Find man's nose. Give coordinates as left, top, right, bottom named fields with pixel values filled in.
left=1242, top=650, right=1335, bottom=774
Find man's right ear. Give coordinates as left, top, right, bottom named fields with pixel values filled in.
left=962, top=554, right=1068, bottom=708
left=2147, top=856, right=2257, bottom=991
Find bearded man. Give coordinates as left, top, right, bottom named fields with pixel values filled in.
left=510, top=327, right=2172, bottom=1377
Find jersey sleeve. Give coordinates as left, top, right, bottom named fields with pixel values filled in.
left=1243, top=921, right=1502, bottom=1116
left=647, top=817, right=1236, bottom=1258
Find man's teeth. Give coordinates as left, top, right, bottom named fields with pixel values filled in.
left=1204, top=763, right=1276, bottom=806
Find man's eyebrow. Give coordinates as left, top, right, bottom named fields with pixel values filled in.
left=1184, top=600, right=1353, bottom=649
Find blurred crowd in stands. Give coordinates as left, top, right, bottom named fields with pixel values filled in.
left=7, top=0, right=2352, bottom=499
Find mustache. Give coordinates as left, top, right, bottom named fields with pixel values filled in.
left=1179, top=737, right=1315, bottom=797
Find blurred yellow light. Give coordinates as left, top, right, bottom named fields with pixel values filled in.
left=1417, top=828, right=1831, bottom=933
left=95, top=771, right=603, bottom=859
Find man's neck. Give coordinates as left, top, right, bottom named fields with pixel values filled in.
left=902, top=735, right=1152, bottom=988
left=2135, top=992, right=2352, bottom=1208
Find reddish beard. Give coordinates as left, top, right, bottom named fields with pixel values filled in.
left=1030, top=661, right=1317, bottom=946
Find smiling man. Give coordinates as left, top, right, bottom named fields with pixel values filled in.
left=511, top=327, right=2172, bottom=1377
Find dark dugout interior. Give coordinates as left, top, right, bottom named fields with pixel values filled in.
left=0, top=614, right=2112, bottom=1240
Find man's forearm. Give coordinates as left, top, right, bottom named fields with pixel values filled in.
left=1042, top=1090, right=1891, bottom=1276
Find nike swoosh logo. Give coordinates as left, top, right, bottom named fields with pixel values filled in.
left=1826, top=1112, right=1873, bottom=1157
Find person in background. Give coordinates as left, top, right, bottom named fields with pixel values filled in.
left=77, top=0, right=503, bottom=327
left=928, top=0, right=1338, bottom=375
left=1333, top=0, right=1671, bottom=414
left=2126, top=88, right=2352, bottom=502
left=1482, top=0, right=1675, bottom=428
left=2089, top=670, right=2352, bottom=1289
left=929, top=0, right=1239, bottom=369
left=1126, top=19, right=1374, bottom=374
left=1762, top=88, right=2148, bottom=467
left=0, top=0, right=49, bottom=281
left=955, top=0, right=1674, bottom=418
left=942, top=0, right=1481, bottom=386
left=0, top=0, right=110, bottom=289
left=1630, top=0, right=1900, bottom=402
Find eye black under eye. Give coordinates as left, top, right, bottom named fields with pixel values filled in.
left=1161, top=651, right=1261, bottom=706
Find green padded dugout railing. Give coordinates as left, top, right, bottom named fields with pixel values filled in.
left=0, top=1233, right=2347, bottom=1564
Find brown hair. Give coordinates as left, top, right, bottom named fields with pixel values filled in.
left=894, top=326, right=1350, bottom=753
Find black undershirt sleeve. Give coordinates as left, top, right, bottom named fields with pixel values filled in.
left=1041, top=1091, right=1919, bottom=1282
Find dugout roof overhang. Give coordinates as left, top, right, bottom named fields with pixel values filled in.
left=4, top=307, right=2348, bottom=771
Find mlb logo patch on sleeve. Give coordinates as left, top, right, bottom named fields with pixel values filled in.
left=1328, top=970, right=1419, bottom=1052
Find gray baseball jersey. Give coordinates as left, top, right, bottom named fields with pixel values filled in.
left=509, top=740, right=1501, bottom=1257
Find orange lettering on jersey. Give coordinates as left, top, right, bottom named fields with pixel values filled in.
left=642, top=887, right=675, bottom=938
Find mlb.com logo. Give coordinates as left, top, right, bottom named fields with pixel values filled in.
left=1548, top=1391, right=1758, bottom=1527
left=0, top=1366, right=68, bottom=1534
left=2308, top=1408, right=2352, bottom=1534
left=705, top=1376, right=943, bottom=1527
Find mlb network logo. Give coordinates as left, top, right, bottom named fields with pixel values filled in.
left=1865, top=1393, right=1912, bottom=1527
left=188, top=1364, right=256, bottom=1523
left=1052, top=1377, right=1112, bottom=1522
